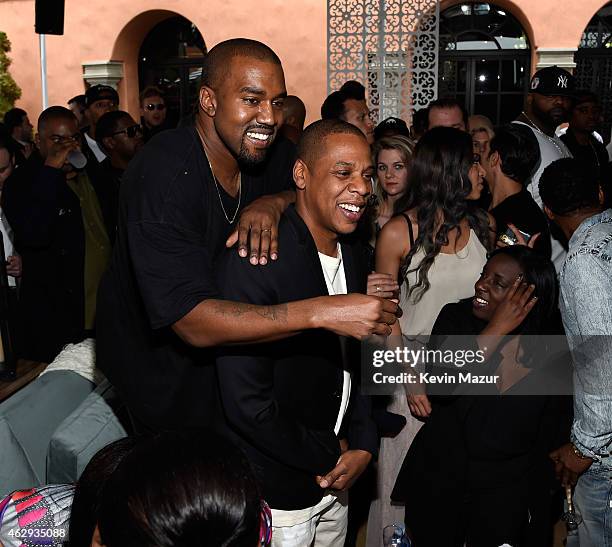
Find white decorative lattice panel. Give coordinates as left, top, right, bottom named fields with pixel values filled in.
left=328, top=0, right=440, bottom=124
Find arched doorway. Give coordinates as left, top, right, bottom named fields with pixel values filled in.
left=438, top=2, right=530, bottom=124
left=139, top=16, right=207, bottom=125
left=575, top=2, right=612, bottom=143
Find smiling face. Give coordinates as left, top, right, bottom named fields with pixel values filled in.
left=472, top=253, right=524, bottom=321
left=295, top=132, right=373, bottom=241
left=207, top=56, right=286, bottom=168
left=376, top=148, right=410, bottom=198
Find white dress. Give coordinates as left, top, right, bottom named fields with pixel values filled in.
left=366, top=229, right=487, bottom=545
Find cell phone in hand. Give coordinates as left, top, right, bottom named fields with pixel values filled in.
left=498, top=226, right=532, bottom=246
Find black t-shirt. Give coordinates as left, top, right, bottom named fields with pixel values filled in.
left=96, top=127, right=296, bottom=430
left=560, top=129, right=608, bottom=177
left=490, top=190, right=552, bottom=259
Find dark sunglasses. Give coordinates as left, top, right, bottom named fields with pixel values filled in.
left=112, top=125, right=143, bottom=139
left=145, top=103, right=166, bottom=111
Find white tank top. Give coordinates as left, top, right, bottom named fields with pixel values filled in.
left=399, top=229, right=487, bottom=337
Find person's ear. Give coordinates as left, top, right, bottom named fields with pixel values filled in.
left=34, top=133, right=40, bottom=149
left=293, top=158, right=309, bottom=191
left=90, top=524, right=104, bottom=547
left=543, top=204, right=554, bottom=221
left=598, top=184, right=605, bottom=205
left=489, top=150, right=500, bottom=168
left=199, top=86, right=217, bottom=117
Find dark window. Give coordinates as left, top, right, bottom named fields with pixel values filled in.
left=438, top=3, right=531, bottom=124
left=575, top=2, right=612, bottom=144
left=138, top=16, right=207, bottom=125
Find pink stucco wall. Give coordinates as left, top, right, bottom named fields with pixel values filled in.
left=0, top=0, right=609, bottom=126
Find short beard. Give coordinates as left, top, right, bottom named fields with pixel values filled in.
left=531, top=102, right=566, bottom=128
left=236, top=139, right=268, bottom=169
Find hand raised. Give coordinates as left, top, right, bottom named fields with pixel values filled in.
left=487, top=276, right=537, bottom=335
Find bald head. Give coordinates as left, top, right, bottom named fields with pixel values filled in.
left=201, top=38, right=282, bottom=91
left=297, top=119, right=367, bottom=170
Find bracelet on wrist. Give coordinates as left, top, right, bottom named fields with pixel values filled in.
left=571, top=443, right=591, bottom=460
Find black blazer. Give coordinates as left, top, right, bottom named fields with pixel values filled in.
left=215, top=205, right=378, bottom=510
left=2, top=155, right=92, bottom=362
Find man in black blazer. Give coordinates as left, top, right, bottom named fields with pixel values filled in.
left=216, top=119, right=378, bottom=546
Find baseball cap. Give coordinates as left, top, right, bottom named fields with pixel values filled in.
left=85, top=85, right=119, bottom=108
left=529, top=66, right=575, bottom=97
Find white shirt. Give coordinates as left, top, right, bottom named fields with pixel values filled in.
left=0, top=208, right=16, bottom=287
left=271, top=243, right=351, bottom=528
left=513, top=121, right=572, bottom=272
left=84, top=132, right=106, bottom=163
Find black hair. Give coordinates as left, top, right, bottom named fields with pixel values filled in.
left=571, top=89, right=599, bottom=109
left=411, top=108, right=429, bottom=138
left=426, top=98, right=468, bottom=129
left=321, top=80, right=367, bottom=120
left=3, top=108, right=27, bottom=132
left=489, top=124, right=540, bottom=185
left=201, top=38, right=282, bottom=90
left=339, top=80, right=366, bottom=100
left=394, top=126, right=492, bottom=301
left=38, top=106, right=77, bottom=133
left=95, top=110, right=133, bottom=147
left=68, top=95, right=87, bottom=108
left=297, top=118, right=367, bottom=169
left=321, top=90, right=347, bottom=120
left=68, top=436, right=140, bottom=547
left=96, top=431, right=261, bottom=547
left=539, top=157, right=601, bottom=215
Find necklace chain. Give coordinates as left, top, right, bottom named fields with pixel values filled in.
left=519, top=112, right=564, bottom=155
left=205, top=154, right=242, bottom=224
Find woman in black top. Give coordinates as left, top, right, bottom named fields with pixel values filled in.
left=392, top=246, right=572, bottom=547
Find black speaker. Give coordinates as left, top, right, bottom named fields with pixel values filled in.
left=35, top=0, right=65, bottom=35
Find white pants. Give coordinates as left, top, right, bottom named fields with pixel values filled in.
left=271, top=492, right=348, bottom=547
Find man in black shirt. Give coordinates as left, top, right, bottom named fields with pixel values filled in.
left=92, top=110, right=144, bottom=243
left=560, top=91, right=608, bottom=175
left=481, top=124, right=552, bottom=258
left=96, top=39, right=398, bottom=432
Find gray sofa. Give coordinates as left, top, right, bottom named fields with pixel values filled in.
left=0, top=371, right=128, bottom=495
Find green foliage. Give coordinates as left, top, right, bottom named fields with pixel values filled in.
left=0, top=31, right=22, bottom=119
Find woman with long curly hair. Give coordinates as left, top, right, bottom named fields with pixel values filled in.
left=366, top=126, right=493, bottom=545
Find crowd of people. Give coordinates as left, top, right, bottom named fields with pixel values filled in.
left=0, top=37, right=611, bottom=547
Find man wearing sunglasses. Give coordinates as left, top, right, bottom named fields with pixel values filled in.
left=93, top=110, right=144, bottom=244
left=139, top=86, right=169, bottom=143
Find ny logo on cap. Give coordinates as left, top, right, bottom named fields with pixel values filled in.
left=558, top=75, right=568, bottom=88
